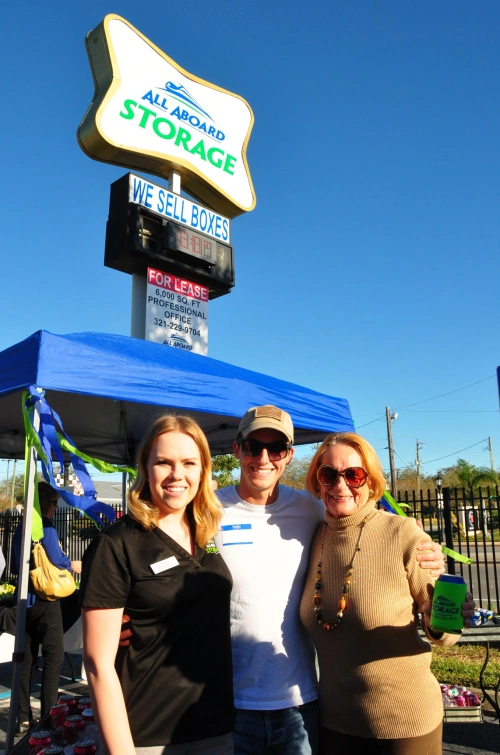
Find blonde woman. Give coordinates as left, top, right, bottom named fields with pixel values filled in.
left=80, top=415, right=234, bottom=755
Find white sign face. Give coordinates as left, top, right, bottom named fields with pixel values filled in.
left=78, top=15, right=256, bottom=218
left=129, top=174, right=230, bottom=242
left=146, top=267, right=208, bottom=354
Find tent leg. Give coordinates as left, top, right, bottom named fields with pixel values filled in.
left=122, top=471, right=127, bottom=515
left=6, top=401, right=40, bottom=752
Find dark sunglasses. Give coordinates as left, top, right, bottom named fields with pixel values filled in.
left=239, top=438, right=291, bottom=461
left=316, top=465, right=368, bottom=488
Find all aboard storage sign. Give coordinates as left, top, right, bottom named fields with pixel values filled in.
left=78, top=15, right=256, bottom=218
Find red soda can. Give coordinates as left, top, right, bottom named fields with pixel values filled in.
left=64, top=716, right=85, bottom=745
left=74, top=740, right=97, bottom=755
left=58, top=694, right=77, bottom=715
left=77, top=698, right=92, bottom=714
left=467, top=692, right=480, bottom=706
left=50, top=704, right=69, bottom=729
left=82, top=710, right=94, bottom=722
left=455, top=696, right=466, bottom=707
left=28, top=731, right=52, bottom=755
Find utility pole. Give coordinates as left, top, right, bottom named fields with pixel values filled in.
left=10, top=459, right=17, bottom=509
left=416, top=440, right=422, bottom=493
left=488, top=437, right=495, bottom=472
left=386, top=407, right=397, bottom=498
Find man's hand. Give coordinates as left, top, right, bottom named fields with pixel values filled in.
left=119, top=614, right=132, bottom=647
left=416, top=538, right=445, bottom=576
left=71, top=560, right=82, bottom=574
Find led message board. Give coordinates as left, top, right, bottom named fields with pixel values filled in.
left=105, top=174, right=235, bottom=299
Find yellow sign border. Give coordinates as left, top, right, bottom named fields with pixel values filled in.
left=77, top=14, right=256, bottom=218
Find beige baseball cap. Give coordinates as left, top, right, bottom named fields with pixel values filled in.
left=237, top=405, right=294, bottom=444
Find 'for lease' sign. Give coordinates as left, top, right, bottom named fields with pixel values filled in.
left=146, top=267, right=208, bottom=355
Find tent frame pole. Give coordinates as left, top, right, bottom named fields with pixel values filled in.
left=121, top=470, right=127, bottom=514
left=6, top=400, right=40, bottom=752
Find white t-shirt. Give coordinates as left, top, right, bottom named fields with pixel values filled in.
left=215, top=485, right=325, bottom=710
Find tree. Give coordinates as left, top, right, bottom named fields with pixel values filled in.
left=0, top=473, right=26, bottom=510
left=0, top=472, right=44, bottom=510
left=211, top=454, right=240, bottom=488
left=396, top=467, right=436, bottom=494
left=454, top=459, right=498, bottom=489
left=280, top=456, right=312, bottom=490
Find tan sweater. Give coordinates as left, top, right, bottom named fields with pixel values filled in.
left=300, top=500, right=458, bottom=739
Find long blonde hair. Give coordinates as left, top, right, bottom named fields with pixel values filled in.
left=306, top=432, right=386, bottom=501
left=127, top=414, right=222, bottom=547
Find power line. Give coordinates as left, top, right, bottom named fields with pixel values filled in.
left=420, top=438, right=488, bottom=466
left=400, top=409, right=498, bottom=414
left=394, top=375, right=495, bottom=410
left=352, top=412, right=388, bottom=418
left=394, top=449, right=412, bottom=468
left=356, top=415, right=385, bottom=429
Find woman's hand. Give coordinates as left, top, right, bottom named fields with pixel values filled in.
left=461, top=592, right=476, bottom=627
left=422, top=586, right=476, bottom=630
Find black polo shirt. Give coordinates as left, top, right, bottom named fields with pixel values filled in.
left=80, top=514, right=234, bottom=746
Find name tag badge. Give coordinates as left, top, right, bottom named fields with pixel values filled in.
left=221, top=523, right=253, bottom=546
left=150, top=556, right=179, bottom=574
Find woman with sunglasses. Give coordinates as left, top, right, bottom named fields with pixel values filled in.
left=300, top=432, right=474, bottom=755
left=80, top=415, right=234, bottom=755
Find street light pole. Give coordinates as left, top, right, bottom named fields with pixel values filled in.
left=435, top=472, right=443, bottom=542
left=386, top=407, right=398, bottom=498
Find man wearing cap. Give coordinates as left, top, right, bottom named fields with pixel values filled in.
left=215, top=405, right=445, bottom=755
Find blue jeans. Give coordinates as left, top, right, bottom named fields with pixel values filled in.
left=233, top=701, right=319, bottom=754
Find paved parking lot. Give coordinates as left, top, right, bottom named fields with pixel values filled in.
left=0, top=655, right=497, bottom=754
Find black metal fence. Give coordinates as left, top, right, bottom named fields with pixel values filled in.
left=396, top=486, right=500, bottom=609
left=1, top=489, right=499, bottom=609
left=0, top=506, right=123, bottom=582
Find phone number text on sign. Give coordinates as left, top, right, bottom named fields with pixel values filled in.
left=146, top=268, right=208, bottom=354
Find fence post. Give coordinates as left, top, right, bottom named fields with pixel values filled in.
left=442, top=487, right=455, bottom=574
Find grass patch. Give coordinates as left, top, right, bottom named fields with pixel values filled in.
left=431, top=643, right=500, bottom=689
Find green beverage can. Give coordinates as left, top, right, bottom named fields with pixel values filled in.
left=430, top=574, right=467, bottom=634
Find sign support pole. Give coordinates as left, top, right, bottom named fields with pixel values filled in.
left=168, top=171, right=181, bottom=195
left=130, top=275, right=147, bottom=338
left=130, top=172, right=183, bottom=339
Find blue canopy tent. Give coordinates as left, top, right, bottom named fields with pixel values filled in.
left=0, top=329, right=353, bottom=750
left=0, top=330, right=354, bottom=460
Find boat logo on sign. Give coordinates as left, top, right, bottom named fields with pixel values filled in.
left=141, top=81, right=226, bottom=143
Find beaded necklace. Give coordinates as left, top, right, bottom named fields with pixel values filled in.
left=313, top=514, right=370, bottom=631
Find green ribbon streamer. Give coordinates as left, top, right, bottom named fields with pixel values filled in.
left=56, top=434, right=137, bottom=478
left=441, top=546, right=473, bottom=565
left=383, top=489, right=474, bottom=564
left=56, top=435, right=136, bottom=529
left=383, top=491, right=408, bottom=517
left=22, top=391, right=136, bottom=537
left=22, top=390, right=44, bottom=541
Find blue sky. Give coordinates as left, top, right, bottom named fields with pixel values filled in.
left=1, top=1, right=499, bottom=483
